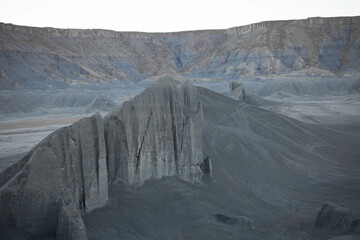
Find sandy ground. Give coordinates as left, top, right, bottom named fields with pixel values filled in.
left=0, top=116, right=82, bottom=131
left=262, top=94, right=360, bottom=125
left=0, top=116, right=83, bottom=171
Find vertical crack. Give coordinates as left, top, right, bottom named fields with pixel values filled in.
left=180, top=116, right=188, bottom=151
left=78, top=133, right=87, bottom=212
left=91, top=117, right=100, bottom=191
left=169, top=92, right=179, bottom=174
left=135, top=111, right=153, bottom=173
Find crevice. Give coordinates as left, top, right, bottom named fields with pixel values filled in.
left=78, top=131, right=87, bottom=212
left=135, top=111, right=153, bottom=173
left=200, top=156, right=212, bottom=180
left=65, top=129, right=75, bottom=191
left=70, top=135, right=77, bottom=147
left=180, top=116, right=188, bottom=151
left=104, top=122, right=110, bottom=181
left=168, top=92, right=179, bottom=174
left=91, top=117, right=100, bottom=190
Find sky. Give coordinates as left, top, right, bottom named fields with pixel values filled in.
left=1, top=0, right=359, bottom=32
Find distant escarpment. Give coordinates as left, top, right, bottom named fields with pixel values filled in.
left=1, top=16, right=360, bottom=89
left=0, top=77, right=205, bottom=238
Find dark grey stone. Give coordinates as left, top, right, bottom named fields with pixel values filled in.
left=315, top=202, right=355, bottom=233
left=56, top=202, right=87, bottom=240
left=229, top=81, right=246, bottom=102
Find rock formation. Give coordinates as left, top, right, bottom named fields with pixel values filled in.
left=0, top=77, right=209, bottom=238
left=229, top=81, right=246, bottom=102
left=104, top=76, right=204, bottom=185
left=0, top=147, right=70, bottom=237
left=56, top=202, right=88, bottom=240
left=213, top=214, right=256, bottom=231
left=200, top=156, right=212, bottom=180
left=37, top=112, right=109, bottom=213
left=0, top=113, right=108, bottom=238
left=315, top=202, right=356, bottom=233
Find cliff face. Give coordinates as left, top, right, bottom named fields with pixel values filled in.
left=0, top=113, right=108, bottom=238
left=1, top=17, right=359, bottom=89
left=37, top=112, right=109, bottom=213
left=0, top=147, right=72, bottom=236
left=105, top=76, right=204, bottom=185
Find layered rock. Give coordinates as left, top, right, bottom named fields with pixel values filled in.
left=1, top=17, right=360, bottom=89
left=104, top=76, right=204, bottom=185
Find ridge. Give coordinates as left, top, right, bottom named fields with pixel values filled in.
left=0, top=16, right=359, bottom=37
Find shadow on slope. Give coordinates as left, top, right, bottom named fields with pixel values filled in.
left=84, top=86, right=360, bottom=240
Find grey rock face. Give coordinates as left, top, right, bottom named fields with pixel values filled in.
left=56, top=202, right=88, bottom=240
left=229, top=81, right=246, bottom=102
left=105, top=76, right=204, bottom=185
left=38, top=112, right=108, bottom=213
left=0, top=113, right=109, bottom=238
left=0, top=147, right=71, bottom=236
left=315, top=202, right=355, bottom=233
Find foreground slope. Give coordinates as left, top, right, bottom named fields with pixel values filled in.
left=84, top=80, right=360, bottom=240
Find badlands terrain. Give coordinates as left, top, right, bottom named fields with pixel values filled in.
left=0, top=16, right=360, bottom=240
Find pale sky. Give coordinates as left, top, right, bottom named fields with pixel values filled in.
left=1, top=0, right=359, bottom=32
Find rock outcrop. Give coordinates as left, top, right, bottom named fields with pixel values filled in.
left=37, top=112, right=108, bottom=213
left=213, top=214, right=256, bottom=231
left=0, top=113, right=108, bottom=238
left=56, top=202, right=88, bottom=240
left=229, top=81, right=246, bottom=102
left=315, top=202, right=356, bottom=233
left=105, top=76, right=204, bottom=185
left=0, top=147, right=71, bottom=237
left=0, top=77, right=209, bottom=238
left=200, top=156, right=212, bottom=180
